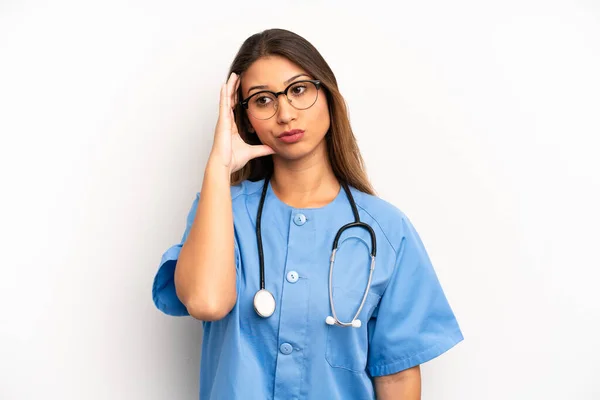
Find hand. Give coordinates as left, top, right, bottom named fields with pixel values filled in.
left=209, top=72, right=275, bottom=174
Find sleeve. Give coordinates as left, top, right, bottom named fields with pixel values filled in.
left=366, top=214, right=464, bottom=377
left=151, top=193, right=241, bottom=316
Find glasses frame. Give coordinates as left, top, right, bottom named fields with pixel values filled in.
left=239, top=79, right=322, bottom=120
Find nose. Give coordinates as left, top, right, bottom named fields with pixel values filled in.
left=275, top=94, right=297, bottom=124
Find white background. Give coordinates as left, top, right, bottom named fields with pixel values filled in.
left=1, top=1, right=599, bottom=399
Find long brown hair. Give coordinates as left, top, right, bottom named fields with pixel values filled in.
left=228, top=28, right=375, bottom=195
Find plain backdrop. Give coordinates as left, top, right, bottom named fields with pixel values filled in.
left=1, top=1, right=599, bottom=399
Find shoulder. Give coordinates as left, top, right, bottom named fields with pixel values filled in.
left=230, top=179, right=264, bottom=201
left=350, top=188, right=413, bottom=254
left=187, top=179, right=263, bottom=213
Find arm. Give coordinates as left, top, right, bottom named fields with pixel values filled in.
left=172, top=74, right=239, bottom=321
left=172, top=73, right=273, bottom=321
left=374, top=365, right=421, bottom=400
left=368, top=215, right=463, bottom=397
left=174, top=160, right=237, bottom=321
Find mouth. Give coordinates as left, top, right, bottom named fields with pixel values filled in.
left=278, top=129, right=305, bottom=138
left=277, top=129, right=305, bottom=144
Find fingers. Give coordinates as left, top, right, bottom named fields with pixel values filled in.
left=219, top=72, right=238, bottom=125
left=226, top=72, right=238, bottom=109
left=217, top=73, right=241, bottom=136
left=234, top=75, right=241, bottom=105
left=218, top=82, right=229, bottom=122
left=230, top=108, right=239, bottom=135
left=219, top=82, right=226, bottom=110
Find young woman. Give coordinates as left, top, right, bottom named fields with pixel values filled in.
left=152, top=28, right=463, bottom=400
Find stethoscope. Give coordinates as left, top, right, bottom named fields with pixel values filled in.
left=253, top=175, right=377, bottom=328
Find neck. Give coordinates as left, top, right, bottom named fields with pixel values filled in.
left=270, top=142, right=340, bottom=209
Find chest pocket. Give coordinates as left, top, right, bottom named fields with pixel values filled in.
left=325, top=286, right=381, bottom=373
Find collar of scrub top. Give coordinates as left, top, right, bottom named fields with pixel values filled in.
left=252, top=175, right=377, bottom=329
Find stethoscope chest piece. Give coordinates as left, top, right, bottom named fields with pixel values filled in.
left=253, top=289, right=276, bottom=318
left=253, top=176, right=376, bottom=326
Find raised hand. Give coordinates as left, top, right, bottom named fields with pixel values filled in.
left=210, top=72, right=275, bottom=174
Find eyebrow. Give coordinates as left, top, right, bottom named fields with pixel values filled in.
left=247, top=73, right=312, bottom=94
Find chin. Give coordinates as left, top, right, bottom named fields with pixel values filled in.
left=273, top=148, right=309, bottom=161
left=275, top=142, right=325, bottom=161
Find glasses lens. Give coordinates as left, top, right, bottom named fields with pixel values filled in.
left=286, top=81, right=318, bottom=110
left=246, top=81, right=319, bottom=120
left=247, top=92, right=277, bottom=120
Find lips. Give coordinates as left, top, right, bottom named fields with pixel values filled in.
left=278, top=129, right=305, bottom=144
left=279, top=129, right=305, bottom=138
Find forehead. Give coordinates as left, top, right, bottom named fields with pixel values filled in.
left=242, top=55, right=308, bottom=93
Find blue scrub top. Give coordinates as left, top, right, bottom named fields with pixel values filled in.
left=153, top=178, right=463, bottom=400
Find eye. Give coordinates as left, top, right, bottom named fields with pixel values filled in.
left=290, top=84, right=307, bottom=96
left=253, top=95, right=273, bottom=107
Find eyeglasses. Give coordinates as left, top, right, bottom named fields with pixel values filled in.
left=240, top=79, right=322, bottom=120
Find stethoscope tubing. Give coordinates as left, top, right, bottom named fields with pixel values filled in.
left=254, top=175, right=377, bottom=327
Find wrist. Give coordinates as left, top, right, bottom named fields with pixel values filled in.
left=205, top=155, right=232, bottom=179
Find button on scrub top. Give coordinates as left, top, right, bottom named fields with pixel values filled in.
left=152, top=179, right=463, bottom=400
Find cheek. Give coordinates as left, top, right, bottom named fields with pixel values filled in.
left=248, top=119, right=275, bottom=145
left=247, top=94, right=331, bottom=140
left=250, top=120, right=270, bottom=135
left=310, top=97, right=331, bottom=130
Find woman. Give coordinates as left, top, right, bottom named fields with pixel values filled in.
left=152, top=28, right=463, bottom=399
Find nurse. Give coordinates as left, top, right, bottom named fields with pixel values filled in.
left=152, top=28, right=463, bottom=399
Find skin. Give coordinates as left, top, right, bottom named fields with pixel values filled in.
left=374, top=365, right=421, bottom=399
left=178, top=54, right=421, bottom=397
left=239, top=55, right=340, bottom=208
left=241, top=56, right=421, bottom=398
